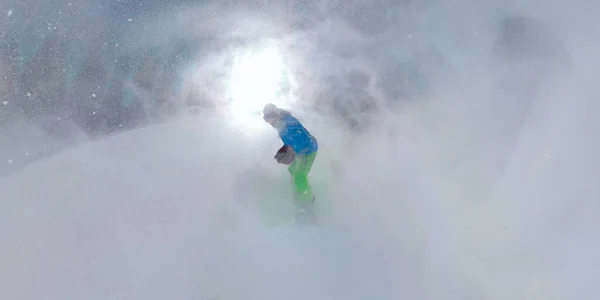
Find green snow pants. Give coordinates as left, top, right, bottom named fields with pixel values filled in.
left=287, top=151, right=317, bottom=205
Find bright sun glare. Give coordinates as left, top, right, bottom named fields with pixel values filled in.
left=227, top=44, right=292, bottom=132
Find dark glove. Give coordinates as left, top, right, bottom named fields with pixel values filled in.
left=274, top=145, right=295, bottom=165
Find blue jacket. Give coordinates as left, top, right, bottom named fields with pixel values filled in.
left=276, top=113, right=318, bottom=155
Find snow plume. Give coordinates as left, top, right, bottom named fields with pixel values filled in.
left=1, top=0, right=600, bottom=299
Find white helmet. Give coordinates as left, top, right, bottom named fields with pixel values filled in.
left=263, top=103, right=279, bottom=119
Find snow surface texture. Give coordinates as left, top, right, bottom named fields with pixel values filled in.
left=2, top=0, right=600, bottom=299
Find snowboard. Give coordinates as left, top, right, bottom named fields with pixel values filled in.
left=294, top=205, right=317, bottom=226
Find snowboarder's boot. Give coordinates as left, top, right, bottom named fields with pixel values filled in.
left=294, top=195, right=316, bottom=226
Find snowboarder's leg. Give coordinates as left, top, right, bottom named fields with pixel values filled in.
left=288, top=152, right=317, bottom=224
left=289, top=152, right=316, bottom=202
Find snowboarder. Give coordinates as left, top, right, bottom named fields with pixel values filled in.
left=263, top=103, right=318, bottom=224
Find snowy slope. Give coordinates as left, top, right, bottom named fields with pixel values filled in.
left=0, top=115, right=416, bottom=300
